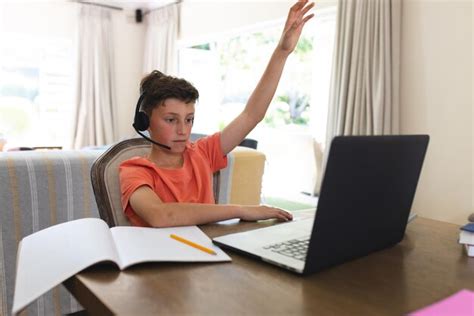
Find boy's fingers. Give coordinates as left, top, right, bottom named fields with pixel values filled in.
left=291, top=0, right=308, bottom=12
left=302, top=13, right=315, bottom=24
left=300, top=2, right=315, bottom=17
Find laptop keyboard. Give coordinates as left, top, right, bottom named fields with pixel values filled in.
left=263, top=236, right=310, bottom=261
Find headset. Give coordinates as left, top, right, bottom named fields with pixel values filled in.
left=132, top=92, right=171, bottom=150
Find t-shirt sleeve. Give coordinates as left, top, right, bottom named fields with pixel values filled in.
left=195, top=132, right=228, bottom=172
left=119, top=158, right=155, bottom=211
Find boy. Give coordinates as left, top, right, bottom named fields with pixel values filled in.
left=120, top=0, right=315, bottom=227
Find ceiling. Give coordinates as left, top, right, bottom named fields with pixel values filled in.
left=79, top=0, right=177, bottom=11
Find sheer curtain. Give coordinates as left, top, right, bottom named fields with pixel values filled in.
left=143, top=3, right=179, bottom=75
left=71, top=5, right=117, bottom=149
left=325, top=0, right=401, bottom=146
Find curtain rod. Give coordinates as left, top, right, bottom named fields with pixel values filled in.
left=75, top=1, right=123, bottom=11
left=143, top=0, right=182, bottom=16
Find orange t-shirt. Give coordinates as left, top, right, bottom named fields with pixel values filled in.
left=119, top=132, right=228, bottom=227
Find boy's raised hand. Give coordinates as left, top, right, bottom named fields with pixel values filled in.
left=220, top=0, right=315, bottom=156
left=278, top=0, right=315, bottom=55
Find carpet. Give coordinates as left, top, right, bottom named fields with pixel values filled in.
left=263, top=196, right=314, bottom=211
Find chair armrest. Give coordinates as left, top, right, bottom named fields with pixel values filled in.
left=216, top=146, right=266, bottom=205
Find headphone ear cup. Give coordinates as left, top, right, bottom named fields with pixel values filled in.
left=134, top=111, right=149, bottom=131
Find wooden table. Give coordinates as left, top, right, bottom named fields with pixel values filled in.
left=65, top=215, right=474, bottom=315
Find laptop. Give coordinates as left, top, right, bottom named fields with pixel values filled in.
left=213, top=135, right=429, bottom=274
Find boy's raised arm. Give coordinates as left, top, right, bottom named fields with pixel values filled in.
left=220, top=0, right=315, bottom=155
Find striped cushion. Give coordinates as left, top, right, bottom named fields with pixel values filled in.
left=0, top=150, right=102, bottom=316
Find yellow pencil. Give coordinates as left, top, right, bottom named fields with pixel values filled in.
left=170, top=234, right=217, bottom=255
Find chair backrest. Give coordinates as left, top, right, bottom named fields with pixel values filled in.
left=238, top=138, right=258, bottom=149
left=91, top=138, right=151, bottom=227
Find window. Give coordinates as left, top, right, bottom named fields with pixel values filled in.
left=179, top=26, right=314, bottom=134
left=0, top=32, right=75, bottom=149
left=178, top=7, right=336, bottom=202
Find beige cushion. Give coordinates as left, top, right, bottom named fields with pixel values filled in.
left=224, top=147, right=265, bottom=205
left=312, top=140, right=324, bottom=196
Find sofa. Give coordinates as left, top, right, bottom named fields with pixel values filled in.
left=0, top=145, right=265, bottom=315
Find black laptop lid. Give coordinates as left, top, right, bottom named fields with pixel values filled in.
left=304, top=135, right=429, bottom=274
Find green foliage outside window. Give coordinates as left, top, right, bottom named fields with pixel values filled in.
left=216, top=27, right=313, bottom=129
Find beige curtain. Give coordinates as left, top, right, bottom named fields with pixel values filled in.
left=143, top=3, right=179, bottom=75
left=71, top=5, right=117, bottom=149
left=325, top=0, right=401, bottom=146
left=314, top=0, right=401, bottom=195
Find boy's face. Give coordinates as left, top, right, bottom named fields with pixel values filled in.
left=148, top=98, right=195, bottom=153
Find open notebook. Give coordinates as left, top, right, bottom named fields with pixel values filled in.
left=12, top=218, right=230, bottom=315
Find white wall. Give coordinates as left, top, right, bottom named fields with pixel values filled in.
left=180, top=1, right=290, bottom=44
left=179, top=0, right=336, bottom=44
left=400, top=0, right=473, bottom=225
left=0, top=1, right=76, bottom=37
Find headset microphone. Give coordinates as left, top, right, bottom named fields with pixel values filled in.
left=133, top=92, right=172, bottom=150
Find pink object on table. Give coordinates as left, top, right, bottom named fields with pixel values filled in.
left=408, top=289, right=474, bottom=316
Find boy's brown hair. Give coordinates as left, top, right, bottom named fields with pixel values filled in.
left=140, top=70, right=199, bottom=116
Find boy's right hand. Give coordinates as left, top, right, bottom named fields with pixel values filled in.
left=239, top=205, right=293, bottom=222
